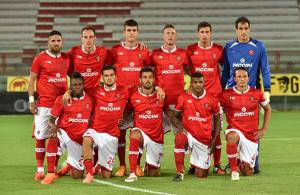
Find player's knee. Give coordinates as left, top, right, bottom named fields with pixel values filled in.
left=195, top=167, right=209, bottom=178
left=240, top=162, right=253, bottom=176
left=70, top=168, right=83, bottom=179
left=226, top=132, right=239, bottom=143
left=174, top=132, right=188, bottom=148
left=130, top=129, right=142, bottom=140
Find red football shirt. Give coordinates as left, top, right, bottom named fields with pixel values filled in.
left=31, top=50, right=70, bottom=108
left=68, top=45, right=112, bottom=98
left=151, top=46, right=188, bottom=108
left=186, top=42, right=223, bottom=97
left=219, top=86, right=267, bottom=143
left=51, top=94, right=93, bottom=144
left=90, top=84, right=129, bottom=138
left=130, top=88, right=165, bottom=144
left=111, top=42, right=150, bottom=88
left=175, top=90, right=220, bottom=145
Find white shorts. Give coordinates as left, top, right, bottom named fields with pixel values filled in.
left=57, top=129, right=84, bottom=171
left=120, top=112, right=134, bottom=130
left=187, top=132, right=211, bottom=170
left=225, top=129, right=258, bottom=168
left=132, top=127, right=163, bottom=168
left=83, top=129, right=118, bottom=171
left=33, top=107, right=51, bottom=139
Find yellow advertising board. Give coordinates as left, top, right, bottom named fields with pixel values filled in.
left=7, top=76, right=30, bottom=92
left=271, top=74, right=300, bottom=96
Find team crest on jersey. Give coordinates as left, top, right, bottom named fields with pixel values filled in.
left=240, top=58, right=246, bottom=63
left=176, top=56, right=181, bottom=61
left=138, top=53, right=142, bottom=59
left=108, top=103, right=113, bottom=107
left=56, top=73, right=61, bottom=78
left=204, top=102, right=209, bottom=109
left=249, top=50, right=254, bottom=56
left=250, top=96, right=255, bottom=101
left=77, top=113, right=82, bottom=118
left=241, top=107, right=247, bottom=112
left=212, top=53, right=217, bottom=59
left=158, top=55, right=163, bottom=59
left=116, top=93, right=121, bottom=99
left=169, top=65, right=174, bottom=69
left=118, top=52, right=124, bottom=56
left=95, top=56, right=100, bottom=62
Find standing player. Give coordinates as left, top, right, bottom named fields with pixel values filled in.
left=82, top=65, right=129, bottom=183
left=220, top=67, right=271, bottom=180
left=221, top=17, right=271, bottom=173
left=41, top=72, right=92, bottom=184
left=125, top=67, right=166, bottom=182
left=151, top=24, right=188, bottom=133
left=28, top=31, right=70, bottom=180
left=68, top=26, right=112, bottom=102
left=111, top=19, right=151, bottom=177
left=171, top=72, right=221, bottom=181
left=186, top=22, right=224, bottom=174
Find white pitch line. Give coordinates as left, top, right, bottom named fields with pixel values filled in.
left=94, top=179, right=177, bottom=195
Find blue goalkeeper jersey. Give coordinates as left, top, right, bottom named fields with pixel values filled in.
left=221, top=38, right=271, bottom=91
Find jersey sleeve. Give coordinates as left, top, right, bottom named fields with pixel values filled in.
left=259, top=44, right=271, bottom=91
left=31, top=55, right=41, bottom=74
left=211, top=98, right=220, bottom=115
left=175, top=93, right=185, bottom=111
left=258, top=90, right=268, bottom=107
left=51, top=96, right=64, bottom=117
left=221, top=45, right=230, bottom=89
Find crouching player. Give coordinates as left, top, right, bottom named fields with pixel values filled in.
left=171, top=72, right=221, bottom=181
left=41, top=72, right=92, bottom=184
left=82, top=65, right=129, bottom=183
left=125, top=67, right=167, bottom=182
left=220, top=67, right=271, bottom=180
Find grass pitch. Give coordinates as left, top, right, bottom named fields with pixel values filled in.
left=0, top=111, right=300, bottom=195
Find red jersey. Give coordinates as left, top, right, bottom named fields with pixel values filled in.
left=111, top=42, right=150, bottom=88
left=219, top=86, right=267, bottom=143
left=51, top=94, right=93, bottom=144
left=186, top=42, right=223, bottom=97
left=151, top=46, right=188, bottom=108
left=31, top=50, right=70, bottom=108
left=90, top=85, right=129, bottom=138
left=130, top=88, right=165, bottom=144
left=68, top=45, right=112, bottom=98
left=175, top=90, right=220, bottom=145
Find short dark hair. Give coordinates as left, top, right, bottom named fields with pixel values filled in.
left=234, top=67, right=249, bottom=77
left=124, top=19, right=138, bottom=30
left=235, top=16, right=250, bottom=29
left=101, top=65, right=116, bottom=75
left=81, top=26, right=96, bottom=34
left=191, top=72, right=204, bottom=79
left=48, top=30, right=62, bottom=38
left=140, top=67, right=154, bottom=78
left=70, top=72, right=84, bottom=83
left=163, top=24, right=175, bottom=31
left=197, top=21, right=212, bottom=32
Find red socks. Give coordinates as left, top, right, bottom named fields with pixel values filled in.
left=35, top=139, right=46, bottom=169
left=213, top=133, right=222, bottom=167
left=46, top=138, right=58, bottom=173
left=84, top=159, right=94, bottom=175
left=174, top=132, right=188, bottom=173
left=128, top=137, right=139, bottom=173
left=226, top=143, right=238, bottom=172
left=118, top=129, right=127, bottom=166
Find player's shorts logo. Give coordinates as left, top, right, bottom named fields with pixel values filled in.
left=240, top=58, right=246, bottom=63
left=241, top=107, right=247, bottom=112
left=77, top=113, right=82, bottom=118
left=169, top=65, right=174, bottom=70
left=56, top=73, right=61, bottom=78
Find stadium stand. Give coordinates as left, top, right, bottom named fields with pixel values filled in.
left=0, top=0, right=299, bottom=75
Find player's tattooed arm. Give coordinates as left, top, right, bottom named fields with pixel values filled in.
left=28, top=72, right=38, bottom=114
left=210, top=113, right=221, bottom=154
left=255, top=103, right=271, bottom=140
left=48, top=116, right=60, bottom=138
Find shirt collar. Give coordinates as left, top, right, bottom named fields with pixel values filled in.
left=233, top=86, right=250, bottom=94
left=192, top=89, right=206, bottom=99
left=121, top=42, right=138, bottom=50
left=197, top=42, right=213, bottom=49
left=72, top=91, right=85, bottom=100
left=81, top=45, right=96, bottom=54
left=161, top=45, right=177, bottom=53
left=138, top=87, right=156, bottom=97
left=104, top=84, right=116, bottom=91
left=46, top=50, right=61, bottom=58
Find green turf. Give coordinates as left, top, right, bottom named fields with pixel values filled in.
left=0, top=112, right=300, bottom=195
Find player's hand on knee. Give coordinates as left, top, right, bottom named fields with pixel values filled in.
left=62, top=90, right=72, bottom=105
left=255, top=128, right=266, bottom=140
left=29, top=102, right=36, bottom=114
